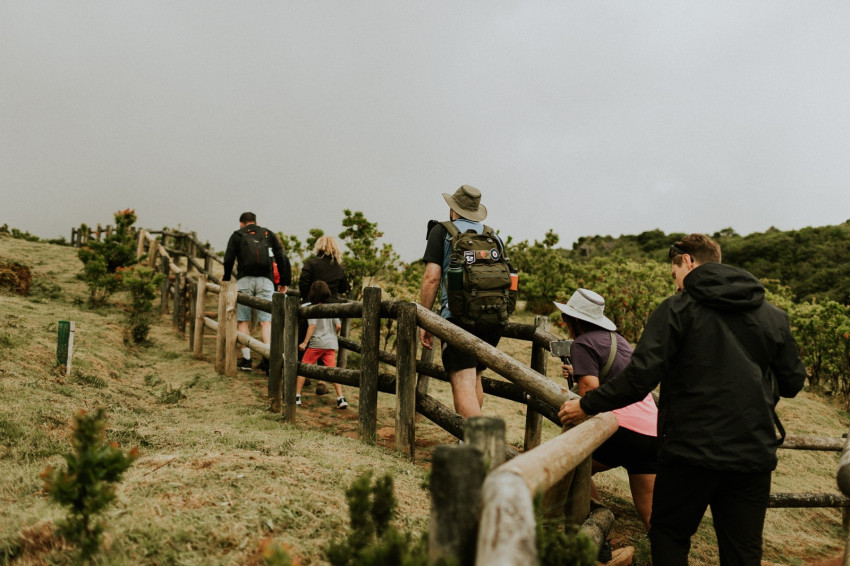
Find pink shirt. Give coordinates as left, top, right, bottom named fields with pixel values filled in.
left=612, top=393, right=658, bottom=437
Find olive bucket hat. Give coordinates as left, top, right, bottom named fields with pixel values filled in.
left=553, top=288, right=617, bottom=331
left=443, top=185, right=487, bottom=222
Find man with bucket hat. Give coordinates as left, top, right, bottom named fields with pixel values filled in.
left=554, top=289, right=658, bottom=531
left=558, top=233, right=806, bottom=565
left=419, top=185, right=510, bottom=418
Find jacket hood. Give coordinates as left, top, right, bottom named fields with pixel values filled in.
left=683, top=263, right=764, bottom=312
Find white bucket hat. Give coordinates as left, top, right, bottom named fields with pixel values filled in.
left=554, top=288, right=616, bottom=331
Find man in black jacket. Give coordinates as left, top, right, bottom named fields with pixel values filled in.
left=222, top=212, right=291, bottom=372
left=559, top=233, right=806, bottom=566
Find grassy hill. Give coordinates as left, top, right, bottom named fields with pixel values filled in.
left=1, top=235, right=848, bottom=565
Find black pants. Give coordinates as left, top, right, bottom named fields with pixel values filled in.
left=649, top=461, right=771, bottom=566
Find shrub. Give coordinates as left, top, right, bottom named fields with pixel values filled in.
left=40, top=408, right=138, bottom=562
left=77, top=209, right=139, bottom=306
left=78, top=253, right=121, bottom=307
left=534, top=495, right=598, bottom=566
left=325, top=471, right=432, bottom=566
left=0, top=259, right=32, bottom=295
left=121, top=264, right=164, bottom=343
left=788, top=298, right=850, bottom=402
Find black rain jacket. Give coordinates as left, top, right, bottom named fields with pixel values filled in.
left=298, top=253, right=350, bottom=301
left=580, top=262, right=807, bottom=472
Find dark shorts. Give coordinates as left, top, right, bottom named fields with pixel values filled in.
left=593, top=426, right=659, bottom=475
left=440, top=319, right=502, bottom=373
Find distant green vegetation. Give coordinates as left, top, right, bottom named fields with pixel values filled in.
left=506, top=221, right=850, bottom=406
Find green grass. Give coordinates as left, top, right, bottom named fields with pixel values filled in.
left=0, top=235, right=848, bottom=565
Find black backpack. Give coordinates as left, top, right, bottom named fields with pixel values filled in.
left=441, top=221, right=517, bottom=328
left=238, top=226, right=273, bottom=277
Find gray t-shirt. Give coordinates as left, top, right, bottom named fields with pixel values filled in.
left=307, top=317, right=341, bottom=350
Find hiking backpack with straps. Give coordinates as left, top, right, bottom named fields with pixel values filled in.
left=238, top=225, right=274, bottom=277
left=441, top=221, right=517, bottom=328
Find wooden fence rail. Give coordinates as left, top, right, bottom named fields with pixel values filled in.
left=134, top=226, right=850, bottom=565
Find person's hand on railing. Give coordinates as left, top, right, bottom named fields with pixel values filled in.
left=419, top=328, right=433, bottom=350
left=558, top=399, right=587, bottom=426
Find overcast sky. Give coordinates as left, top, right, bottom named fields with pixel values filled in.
left=2, top=2, right=849, bottom=261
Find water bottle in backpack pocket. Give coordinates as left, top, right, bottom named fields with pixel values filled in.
left=442, top=221, right=515, bottom=328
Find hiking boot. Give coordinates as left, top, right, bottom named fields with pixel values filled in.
left=257, top=358, right=269, bottom=375
left=337, top=397, right=348, bottom=409
left=315, top=383, right=329, bottom=396
left=296, top=395, right=302, bottom=406
left=237, top=357, right=253, bottom=372
left=597, top=539, right=612, bottom=563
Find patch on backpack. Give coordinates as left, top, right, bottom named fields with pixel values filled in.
left=464, top=251, right=475, bottom=264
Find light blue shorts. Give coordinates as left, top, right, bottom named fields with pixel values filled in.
left=236, top=276, right=274, bottom=322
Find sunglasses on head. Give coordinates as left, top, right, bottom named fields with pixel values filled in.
left=668, top=244, right=689, bottom=259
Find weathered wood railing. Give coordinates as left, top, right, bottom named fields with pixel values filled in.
left=135, top=226, right=850, bottom=565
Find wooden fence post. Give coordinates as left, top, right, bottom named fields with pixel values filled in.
left=193, top=274, right=207, bottom=359
left=268, top=292, right=286, bottom=413
left=359, top=287, right=382, bottom=444
left=136, top=229, right=146, bottom=260
left=225, top=281, right=238, bottom=377
left=338, top=317, right=351, bottom=369
left=148, top=238, right=159, bottom=268
left=430, top=444, right=486, bottom=565
left=525, top=316, right=548, bottom=451
left=395, top=301, right=418, bottom=460
left=188, top=279, right=196, bottom=350
left=465, top=417, right=506, bottom=471
left=565, top=454, right=592, bottom=527
left=204, top=247, right=212, bottom=276
left=415, top=343, right=434, bottom=425
left=160, top=256, right=170, bottom=315
left=282, top=293, right=300, bottom=422
left=173, top=271, right=186, bottom=332
left=178, top=272, right=188, bottom=334
left=215, top=282, right=228, bottom=374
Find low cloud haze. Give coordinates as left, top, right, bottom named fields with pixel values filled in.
left=2, top=2, right=848, bottom=261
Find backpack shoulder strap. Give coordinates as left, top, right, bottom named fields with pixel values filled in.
left=482, top=225, right=496, bottom=237
left=599, top=332, right=618, bottom=380
left=440, top=221, right=461, bottom=238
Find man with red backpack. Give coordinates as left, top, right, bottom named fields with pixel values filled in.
left=222, top=212, right=291, bottom=373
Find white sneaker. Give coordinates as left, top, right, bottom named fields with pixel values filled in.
left=295, top=395, right=301, bottom=406
left=337, top=397, right=348, bottom=409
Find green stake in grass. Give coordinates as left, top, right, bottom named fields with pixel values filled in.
left=57, top=320, right=76, bottom=377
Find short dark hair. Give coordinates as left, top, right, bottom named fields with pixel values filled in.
left=239, top=212, right=257, bottom=224
left=670, top=234, right=721, bottom=266
left=309, top=280, right=331, bottom=304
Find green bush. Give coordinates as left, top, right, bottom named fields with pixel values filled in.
left=325, top=471, right=433, bottom=566
left=77, top=209, right=139, bottom=306
left=788, top=298, right=850, bottom=401
left=40, top=408, right=138, bottom=562
left=121, top=264, right=164, bottom=343
left=534, top=496, right=598, bottom=566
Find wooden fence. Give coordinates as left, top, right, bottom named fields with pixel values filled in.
left=135, top=227, right=850, bottom=565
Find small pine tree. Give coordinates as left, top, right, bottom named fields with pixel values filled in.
left=325, top=471, right=432, bottom=566
left=77, top=209, right=139, bottom=306
left=41, top=408, right=138, bottom=562
left=121, top=264, right=164, bottom=343
left=534, top=495, right=598, bottom=566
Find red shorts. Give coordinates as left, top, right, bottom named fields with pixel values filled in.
left=302, top=348, right=336, bottom=367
